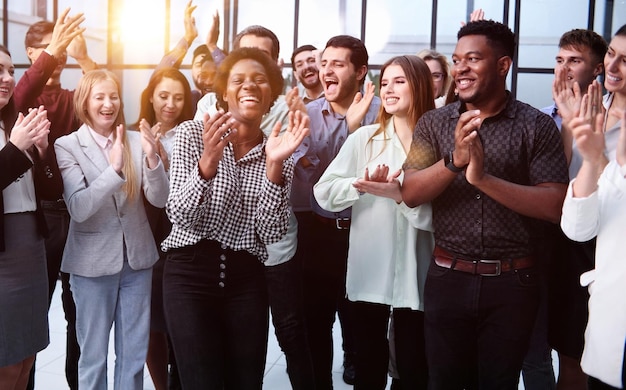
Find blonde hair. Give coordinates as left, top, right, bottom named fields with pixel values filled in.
left=416, top=49, right=451, bottom=99
left=74, top=70, right=137, bottom=199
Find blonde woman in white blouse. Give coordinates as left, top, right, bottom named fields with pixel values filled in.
left=314, top=55, right=435, bottom=389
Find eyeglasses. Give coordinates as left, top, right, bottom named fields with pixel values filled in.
left=29, top=42, right=50, bottom=49
left=431, top=72, right=445, bottom=81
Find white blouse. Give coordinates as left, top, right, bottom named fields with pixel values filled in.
left=1, top=129, right=36, bottom=214
left=561, top=161, right=626, bottom=388
left=314, top=121, right=434, bottom=310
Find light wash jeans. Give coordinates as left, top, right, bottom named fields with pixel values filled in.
left=70, top=262, right=152, bottom=390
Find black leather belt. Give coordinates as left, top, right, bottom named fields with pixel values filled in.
left=313, top=213, right=351, bottom=230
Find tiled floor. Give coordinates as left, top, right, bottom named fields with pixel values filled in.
left=34, top=280, right=363, bottom=389
left=35, top=280, right=557, bottom=389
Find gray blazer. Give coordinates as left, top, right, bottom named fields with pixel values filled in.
left=55, top=125, right=169, bottom=277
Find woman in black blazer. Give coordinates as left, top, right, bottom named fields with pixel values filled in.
left=0, top=44, right=60, bottom=390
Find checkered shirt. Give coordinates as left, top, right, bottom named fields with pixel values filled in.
left=161, top=119, right=293, bottom=261
left=403, top=95, right=569, bottom=259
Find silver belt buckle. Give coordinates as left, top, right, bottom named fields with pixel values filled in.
left=335, top=218, right=350, bottom=230
left=479, top=259, right=501, bottom=276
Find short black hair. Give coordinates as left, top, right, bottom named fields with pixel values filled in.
left=324, top=35, right=369, bottom=70
left=233, top=25, right=280, bottom=61
left=192, top=44, right=212, bottom=61
left=458, top=19, right=516, bottom=59
left=291, top=44, right=317, bottom=66
left=616, top=24, right=626, bottom=37
left=214, top=47, right=284, bottom=113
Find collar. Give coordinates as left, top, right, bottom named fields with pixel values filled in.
left=87, top=126, right=114, bottom=149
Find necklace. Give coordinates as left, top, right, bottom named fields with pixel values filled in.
left=232, top=132, right=263, bottom=147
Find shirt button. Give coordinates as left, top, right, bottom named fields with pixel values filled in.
left=219, top=254, right=226, bottom=261
left=218, top=282, right=225, bottom=288
left=475, top=219, right=482, bottom=225
left=220, top=244, right=227, bottom=250
left=475, top=193, right=481, bottom=200
left=219, top=272, right=226, bottom=279
left=219, top=263, right=226, bottom=270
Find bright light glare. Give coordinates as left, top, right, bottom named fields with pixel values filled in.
left=118, top=0, right=165, bottom=45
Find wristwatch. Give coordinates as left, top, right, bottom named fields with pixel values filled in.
left=444, top=150, right=466, bottom=173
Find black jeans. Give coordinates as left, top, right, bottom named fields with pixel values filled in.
left=163, top=240, right=269, bottom=390
left=424, top=258, right=540, bottom=390
left=296, top=212, right=356, bottom=390
left=393, top=308, right=428, bottom=390
left=265, top=256, right=315, bottom=390
left=352, top=301, right=391, bottom=390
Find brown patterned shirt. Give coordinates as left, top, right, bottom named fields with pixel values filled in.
left=403, top=95, right=568, bottom=259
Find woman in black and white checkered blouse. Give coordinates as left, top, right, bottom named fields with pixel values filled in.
left=161, top=47, right=309, bottom=389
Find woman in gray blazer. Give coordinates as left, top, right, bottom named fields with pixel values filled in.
left=54, top=69, right=169, bottom=390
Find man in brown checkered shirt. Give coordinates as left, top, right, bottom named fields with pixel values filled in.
left=402, top=20, right=569, bottom=389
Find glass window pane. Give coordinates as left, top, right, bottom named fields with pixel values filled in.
left=112, top=0, right=166, bottom=64
left=516, top=73, right=554, bottom=110
left=122, top=69, right=157, bottom=125
left=518, top=0, right=590, bottom=69
left=58, top=0, right=109, bottom=66
left=237, top=0, right=294, bottom=63
left=297, top=0, right=362, bottom=56
left=365, top=0, right=431, bottom=65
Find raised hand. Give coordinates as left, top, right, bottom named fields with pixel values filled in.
left=109, top=124, right=125, bottom=173
left=45, top=8, right=86, bottom=59
left=139, top=119, right=161, bottom=169
left=568, top=84, right=606, bottom=165
left=67, top=33, right=98, bottom=72
left=198, top=110, right=238, bottom=179
left=183, top=0, right=198, bottom=46
left=266, top=110, right=310, bottom=163
left=9, top=106, right=50, bottom=153
left=346, top=81, right=375, bottom=133
left=553, top=65, right=583, bottom=123
left=206, top=10, right=220, bottom=51
left=285, top=87, right=307, bottom=114
left=461, top=8, right=485, bottom=26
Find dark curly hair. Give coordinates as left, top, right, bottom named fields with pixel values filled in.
left=458, top=20, right=516, bottom=59
left=214, top=47, right=284, bottom=114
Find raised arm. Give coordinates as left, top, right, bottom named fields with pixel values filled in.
left=157, top=0, right=198, bottom=70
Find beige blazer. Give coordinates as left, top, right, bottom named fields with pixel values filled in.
left=54, top=125, right=169, bottom=277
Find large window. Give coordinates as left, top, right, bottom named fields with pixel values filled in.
left=2, top=0, right=624, bottom=121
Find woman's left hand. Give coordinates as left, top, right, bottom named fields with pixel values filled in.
left=353, top=165, right=403, bottom=203
left=266, top=110, right=310, bottom=163
left=139, top=119, right=160, bottom=169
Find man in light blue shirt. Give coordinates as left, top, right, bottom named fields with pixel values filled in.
left=292, top=34, right=380, bottom=388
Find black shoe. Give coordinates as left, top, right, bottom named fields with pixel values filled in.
left=343, top=353, right=356, bottom=385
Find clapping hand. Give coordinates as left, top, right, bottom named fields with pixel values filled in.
left=198, top=110, right=238, bottom=179
left=346, top=81, right=375, bottom=133
left=353, top=164, right=403, bottom=202
left=45, top=8, right=85, bottom=59
left=109, top=124, right=125, bottom=174
left=138, top=119, right=161, bottom=169
left=569, top=80, right=606, bottom=164
left=266, top=110, right=310, bottom=163
left=9, top=106, right=50, bottom=154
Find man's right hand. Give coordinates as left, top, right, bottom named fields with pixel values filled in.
left=46, top=8, right=86, bottom=59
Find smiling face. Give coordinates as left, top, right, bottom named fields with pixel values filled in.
left=604, top=35, right=626, bottom=94
left=0, top=51, right=15, bottom=110
left=319, top=46, right=364, bottom=109
left=223, top=58, right=272, bottom=125
left=151, top=77, right=185, bottom=130
left=556, top=46, right=603, bottom=91
left=380, top=64, right=411, bottom=118
left=293, top=50, right=320, bottom=90
left=452, top=35, right=508, bottom=108
left=87, top=79, right=121, bottom=135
